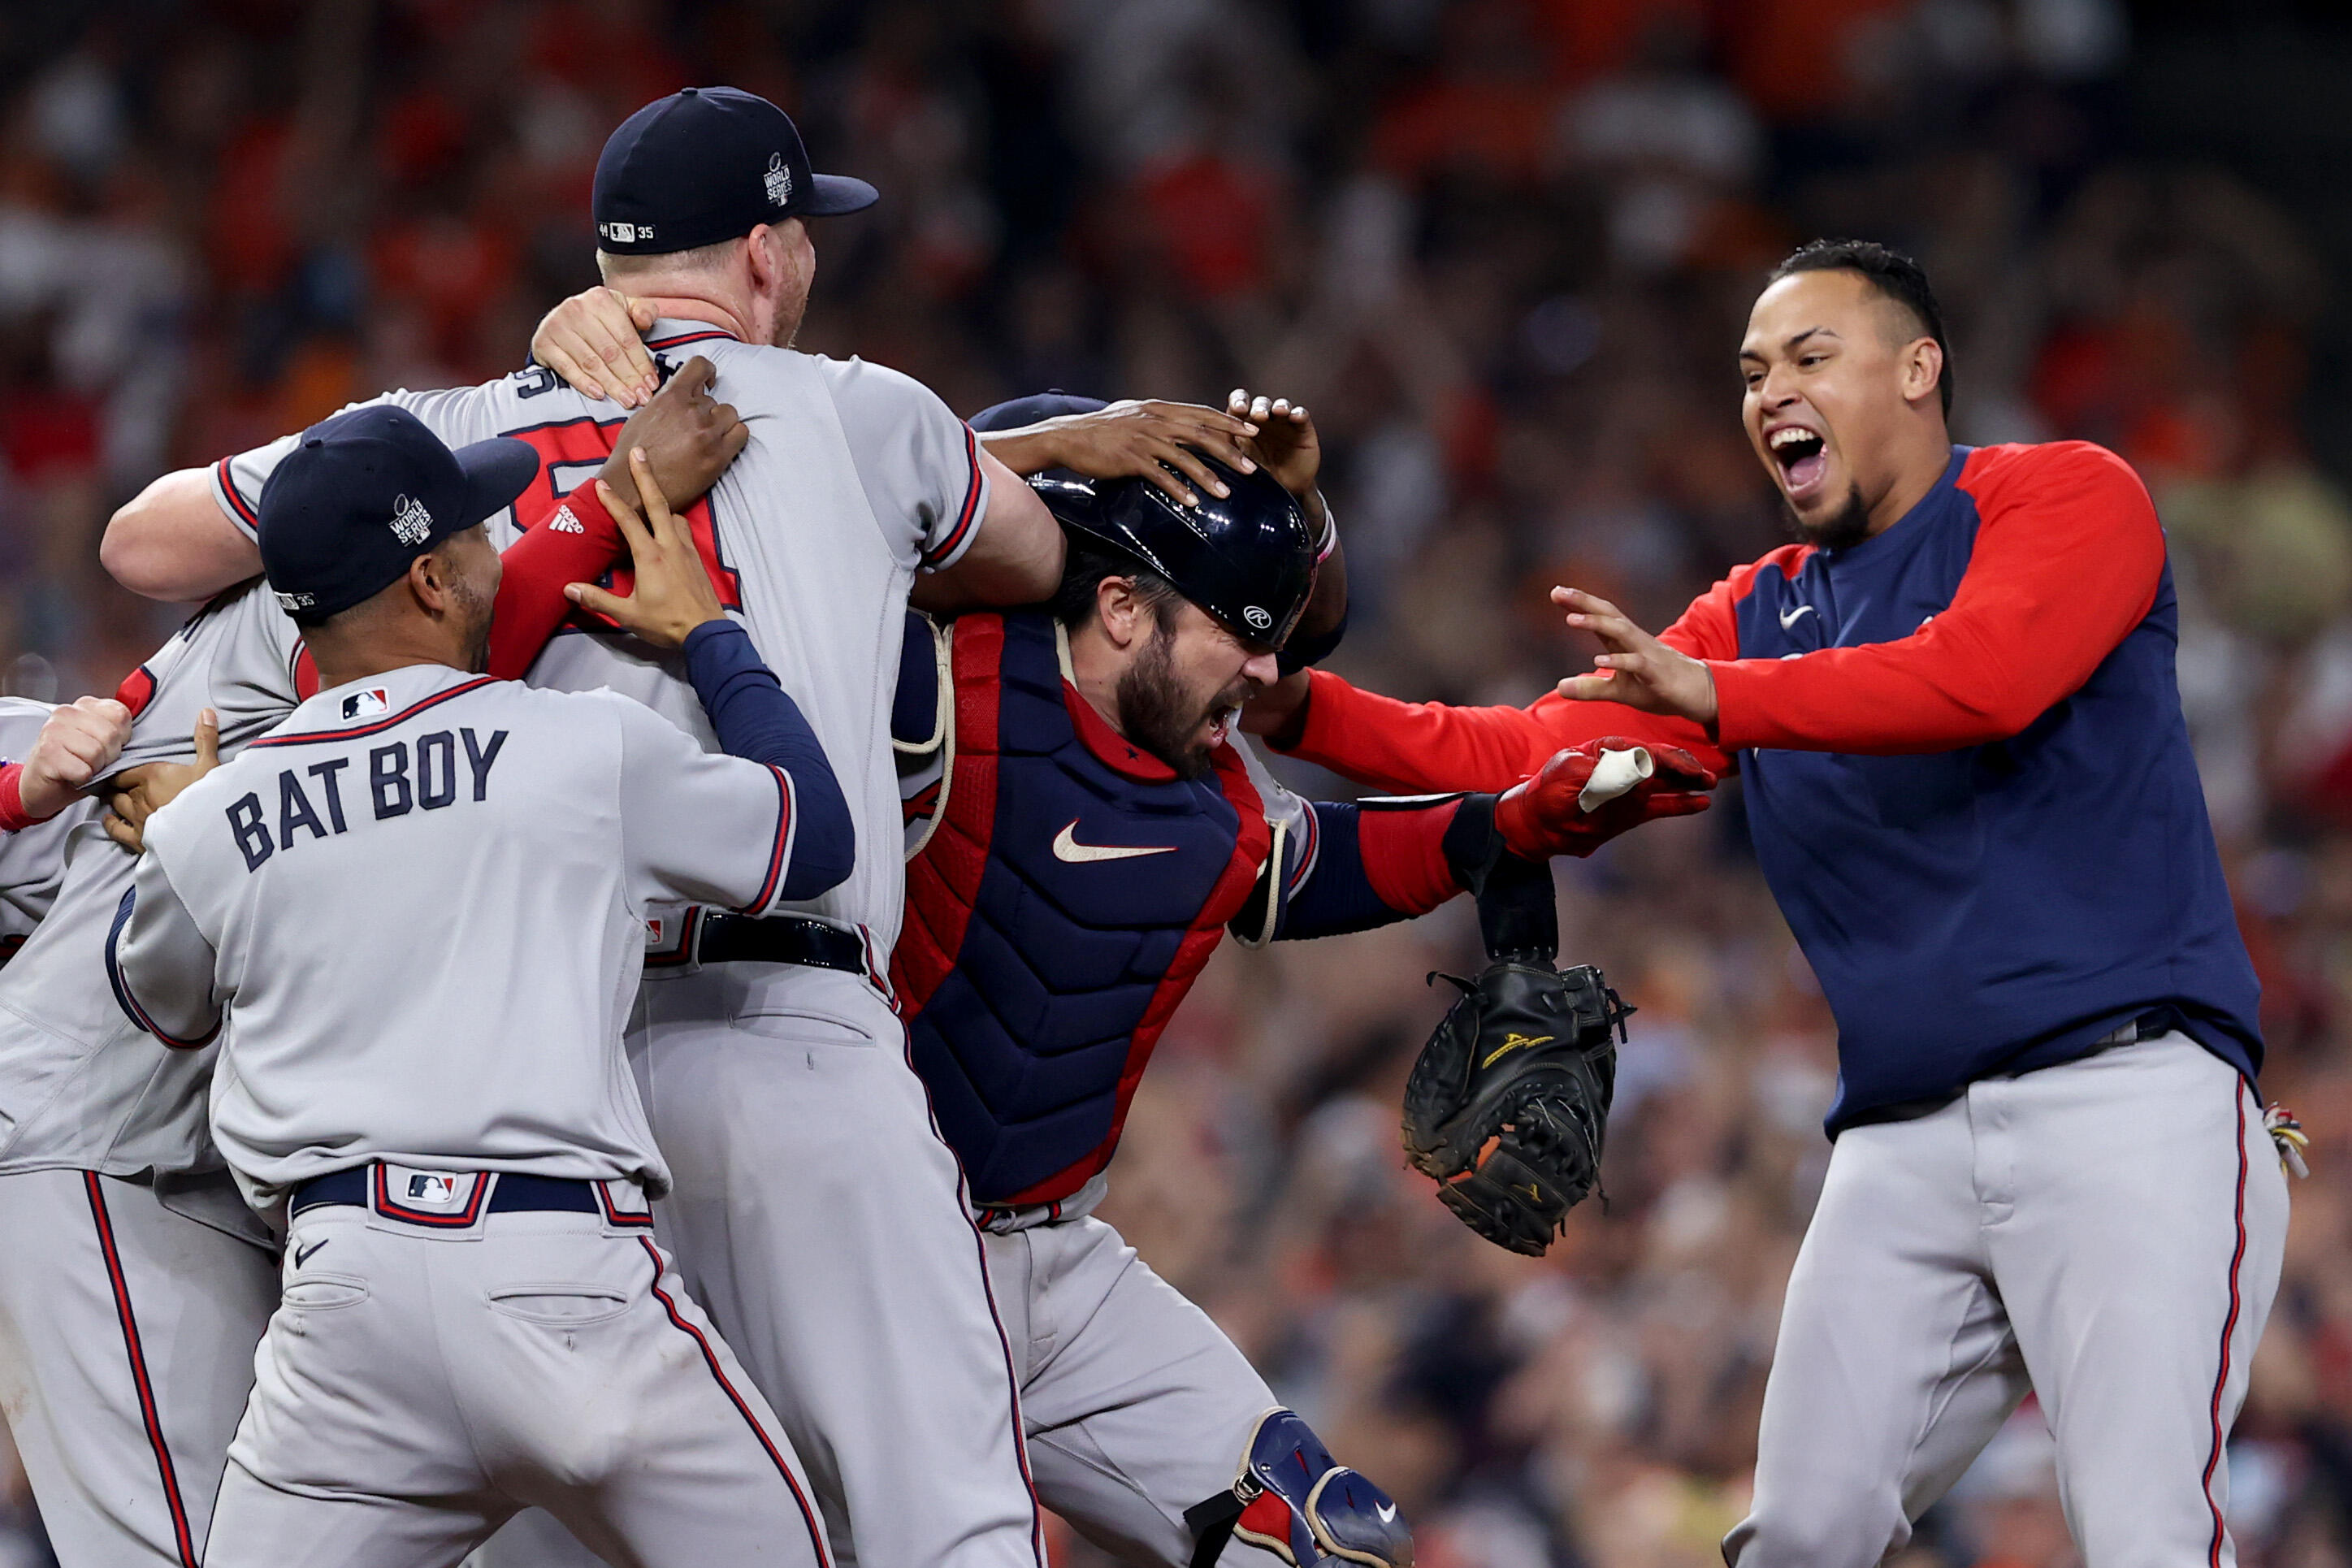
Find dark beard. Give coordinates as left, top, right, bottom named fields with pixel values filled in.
left=1115, top=626, right=1219, bottom=780
left=1785, top=483, right=1872, bottom=551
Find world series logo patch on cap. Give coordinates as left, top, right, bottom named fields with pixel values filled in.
left=389, top=494, right=433, bottom=546
left=765, top=151, right=793, bottom=208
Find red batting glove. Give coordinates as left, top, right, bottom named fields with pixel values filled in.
left=1492, top=739, right=1716, bottom=860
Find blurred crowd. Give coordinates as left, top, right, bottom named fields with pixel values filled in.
left=0, top=1, right=2348, bottom=1565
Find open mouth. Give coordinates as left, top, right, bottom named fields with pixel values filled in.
left=1768, top=425, right=1828, bottom=497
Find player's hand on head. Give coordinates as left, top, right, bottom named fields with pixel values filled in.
left=1031, top=400, right=1261, bottom=509
left=1494, top=739, right=1715, bottom=860
left=1228, top=389, right=1322, bottom=508
left=532, top=286, right=661, bottom=409
left=1552, top=587, right=1720, bottom=733
left=100, top=708, right=218, bottom=852
left=20, top=695, right=132, bottom=824
left=594, top=357, right=746, bottom=514
left=568, top=448, right=728, bottom=651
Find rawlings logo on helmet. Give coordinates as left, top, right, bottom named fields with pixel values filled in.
left=1243, top=605, right=1273, bottom=631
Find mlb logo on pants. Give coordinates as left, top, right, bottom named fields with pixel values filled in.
left=374, top=1165, right=483, bottom=1223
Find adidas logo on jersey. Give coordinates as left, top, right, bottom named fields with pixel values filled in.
left=548, top=505, right=586, bottom=535
left=342, top=688, right=390, bottom=721
left=389, top=494, right=433, bottom=546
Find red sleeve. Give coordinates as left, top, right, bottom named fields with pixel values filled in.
left=1274, top=562, right=1756, bottom=794
left=1709, top=443, right=2164, bottom=755
left=0, top=765, right=33, bottom=834
left=486, top=484, right=626, bottom=681
left=1357, top=799, right=1462, bottom=915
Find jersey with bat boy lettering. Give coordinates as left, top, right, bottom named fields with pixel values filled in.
left=211, top=322, right=990, bottom=963
left=109, top=665, right=808, bottom=1210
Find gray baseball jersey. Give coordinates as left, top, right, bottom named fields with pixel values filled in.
left=0, top=699, right=101, bottom=955
left=213, top=323, right=986, bottom=972
left=0, top=583, right=306, bottom=1175
left=109, top=665, right=805, bottom=1210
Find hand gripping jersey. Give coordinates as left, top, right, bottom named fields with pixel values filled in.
left=1282, top=442, right=2261, bottom=1131
left=215, top=323, right=987, bottom=968
left=0, top=583, right=310, bottom=1174
left=0, top=700, right=103, bottom=962
left=108, top=666, right=811, bottom=1211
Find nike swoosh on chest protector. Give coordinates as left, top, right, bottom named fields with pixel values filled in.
left=1051, top=821, right=1179, bottom=864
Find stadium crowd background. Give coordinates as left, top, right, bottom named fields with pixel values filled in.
left=1, top=1, right=2350, bottom=1564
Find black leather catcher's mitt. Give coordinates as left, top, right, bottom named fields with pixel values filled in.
left=1400, top=841, right=1630, bottom=1256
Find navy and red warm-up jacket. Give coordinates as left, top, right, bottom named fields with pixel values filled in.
left=1280, top=441, right=2262, bottom=1133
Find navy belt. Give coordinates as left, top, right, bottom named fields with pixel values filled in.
left=291, top=1168, right=602, bottom=1216
left=695, top=913, right=865, bottom=974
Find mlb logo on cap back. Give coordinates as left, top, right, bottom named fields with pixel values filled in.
left=592, top=86, right=877, bottom=258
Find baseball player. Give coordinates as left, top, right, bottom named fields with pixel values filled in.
left=875, top=405, right=1710, bottom=1568
left=0, top=369, right=742, bottom=1568
left=1251, top=240, right=2286, bottom=1566
left=106, top=411, right=845, bottom=1568
left=103, top=86, right=1072, bottom=1568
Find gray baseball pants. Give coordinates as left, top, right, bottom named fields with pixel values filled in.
left=1723, top=1034, right=2289, bottom=1568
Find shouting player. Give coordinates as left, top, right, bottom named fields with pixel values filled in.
left=1251, top=240, right=2287, bottom=1567
left=886, top=420, right=1710, bottom=1567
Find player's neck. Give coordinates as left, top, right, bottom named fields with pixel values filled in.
left=305, top=629, right=477, bottom=693
left=1063, top=622, right=1132, bottom=741
left=632, top=294, right=755, bottom=344
left=1861, top=418, right=1954, bottom=536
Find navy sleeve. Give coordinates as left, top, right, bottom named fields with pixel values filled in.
left=683, top=619, right=854, bottom=902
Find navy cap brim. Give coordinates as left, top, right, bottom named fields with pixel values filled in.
left=451, top=436, right=541, bottom=533
left=799, top=173, right=879, bottom=216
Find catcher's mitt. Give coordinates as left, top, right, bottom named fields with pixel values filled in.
left=1401, top=960, right=1629, bottom=1255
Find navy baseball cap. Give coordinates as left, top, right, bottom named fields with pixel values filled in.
left=968, top=392, right=1107, bottom=431
left=258, top=405, right=539, bottom=623
left=593, top=87, right=878, bottom=255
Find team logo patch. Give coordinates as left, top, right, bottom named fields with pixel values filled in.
left=1243, top=604, right=1273, bottom=631
left=765, top=151, right=793, bottom=208
left=389, top=494, right=433, bottom=546
left=341, top=687, right=390, bottom=721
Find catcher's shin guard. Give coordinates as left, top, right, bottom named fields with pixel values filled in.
left=1184, top=1408, right=1413, bottom=1568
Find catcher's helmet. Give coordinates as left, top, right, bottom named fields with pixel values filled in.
left=970, top=391, right=1318, bottom=647
left=1038, top=468, right=1315, bottom=649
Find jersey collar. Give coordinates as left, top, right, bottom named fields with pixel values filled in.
left=646, top=317, right=743, bottom=352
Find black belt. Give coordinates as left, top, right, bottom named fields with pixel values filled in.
left=291, top=1167, right=602, bottom=1216
left=695, top=913, right=866, bottom=975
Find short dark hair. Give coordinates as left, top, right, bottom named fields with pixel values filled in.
left=1050, top=539, right=1183, bottom=632
left=1769, top=239, right=1953, bottom=418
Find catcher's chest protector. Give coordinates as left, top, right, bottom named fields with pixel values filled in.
left=893, top=612, right=1271, bottom=1209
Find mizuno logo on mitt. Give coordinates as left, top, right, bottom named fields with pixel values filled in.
left=1479, top=1032, right=1553, bottom=1068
